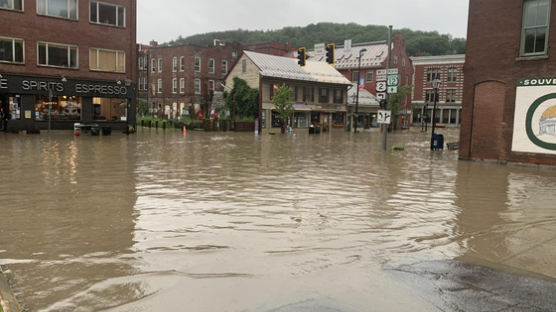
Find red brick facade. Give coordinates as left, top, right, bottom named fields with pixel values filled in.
left=244, top=42, right=296, bottom=57
left=461, top=0, right=556, bottom=165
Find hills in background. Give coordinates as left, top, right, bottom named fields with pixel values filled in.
left=163, top=22, right=466, bottom=57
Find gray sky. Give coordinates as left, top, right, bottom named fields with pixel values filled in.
left=137, top=0, right=469, bottom=44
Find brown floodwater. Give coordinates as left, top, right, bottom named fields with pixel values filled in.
left=1, top=128, right=556, bottom=311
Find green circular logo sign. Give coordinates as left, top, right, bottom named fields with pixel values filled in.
left=526, top=93, right=556, bottom=150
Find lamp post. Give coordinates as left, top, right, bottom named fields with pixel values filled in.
left=430, top=78, right=441, bottom=150
left=354, top=48, right=367, bottom=134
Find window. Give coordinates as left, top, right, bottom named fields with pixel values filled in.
left=143, top=56, right=147, bottom=70
left=151, top=58, right=156, bottom=73
left=180, top=56, right=184, bottom=71
left=7, top=95, right=21, bottom=120
left=0, top=37, right=24, bottom=64
left=425, top=89, right=439, bottom=103
left=35, top=95, right=81, bottom=121
left=90, top=1, right=125, bottom=27
left=270, top=83, right=278, bottom=100
left=221, top=60, right=228, bottom=75
left=426, top=68, right=441, bottom=82
left=194, top=56, right=201, bottom=72
left=303, top=86, right=313, bottom=102
left=157, top=79, right=162, bottom=93
left=352, top=71, right=360, bottom=82
left=93, top=97, right=127, bottom=121
left=172, top=57, right=177, bottom=72
left=89, top=48, right=125, bottom=73
left=37, top=0, right=77, bottom=20
left=334, top=89, right=343, bottom=104
left=180, top=78, right=185, bottom=93
left=319, top=88, right=329, bottom=103
left=38, top=42, right=78, bottom=68
left=1, top=0, right=23, bottom=11
left=446, top=89, right=457, bottom=103
left=158, top=58, right=162, bottom=73
left=151, top=83, right=156, bottom=96
left=138, top=56, right=143, bottom=70
left=521, top=0, right=551, bottom=55
left=232, top=50, right=238, bottom=59
left=172, top=78, right=177, bottom=93
left=241, top=59, right=246, bottom=73
left=208, top=58, right=215, bottom=74
left=366, top=71, right=373, bottom=82
left=394, top=55, right=398, bottom=65
left=194, top=79, right=201, bottom=94
left=447, top=68, right=458, bottom=82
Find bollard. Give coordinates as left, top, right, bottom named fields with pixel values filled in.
left=162, top=121, right=166, bottom=130
left=141, top=120, right=144, bottom=127
left=148, top=120, right=152, bottom=128
left=155, top=120, right=159, bottom=129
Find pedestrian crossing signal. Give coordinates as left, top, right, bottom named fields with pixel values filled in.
left=297, top=47, right=306, bottom=67
left=326, top=43, right=335, bottom=65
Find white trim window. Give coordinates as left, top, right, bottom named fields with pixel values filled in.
left=172, top=78, right=177, bottom=94
left=521, top=0, right=551, bottom=56
left=38, top=41, right=78, bottom=69
left=90, top=1, right=125, bottom=27
left=194, top=56, right=201, bottom=72
left=208, top=58, right=215, bottom=74
left=1, top=0, right=23, bottom=11
left=221, top=60, right=228, bottom=75
left=173, top=57, right=177, bottom=72
left=158, top=58, right=162, bottom=73
left=0, top=37, right=24, bottom=64
left=180, top=56, right=185, bottom=71
left=89, top=48, right=125, bottom=73
left=157, top=79, right=162, bottom=93
left=180, top=78, right=185, bottom=93
left=151, top=58, right=156, bottom=73
left=151, top=83, right=156, bottom=96
left=37, top=0, right=78, bottom=20
left=194, top=79, right=201, bottom=95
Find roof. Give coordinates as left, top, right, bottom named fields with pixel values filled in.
left=410, top=54, right=466, bottom=66
left=542, top=106, right=556, bottom=119
left=308, top=41, right=389, bottom=69
left=347, top=84, right=379, bottom=107
left=243, top=50, right=351, bottom=86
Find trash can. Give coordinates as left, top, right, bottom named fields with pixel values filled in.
left=101, top=126, right=111, bottom=136
left=432, top=134, right=444, bottom=150
left=91, top=125, right=100, bottom=136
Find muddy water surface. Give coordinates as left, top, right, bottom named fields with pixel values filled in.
left=1, top=129, right=556, bottom=311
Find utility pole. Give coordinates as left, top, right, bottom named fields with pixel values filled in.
left=383, top=25, right=392, bottom=152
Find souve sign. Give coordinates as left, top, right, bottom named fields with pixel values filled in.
left=513, top=78, right=556, bottom=155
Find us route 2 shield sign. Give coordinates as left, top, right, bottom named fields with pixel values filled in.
left=376, top=81, right=386, bottom=92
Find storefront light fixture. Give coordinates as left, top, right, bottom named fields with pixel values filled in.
left=124, top=79, right=132, bottom=87
left=61, top=76, right=67, bottom=82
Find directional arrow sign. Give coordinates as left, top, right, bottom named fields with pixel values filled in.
left=377, top=110, right=392, bottom=124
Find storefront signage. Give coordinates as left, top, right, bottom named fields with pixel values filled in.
left=0, top=78, right=7, bottom=89
left=75, top=84, right=128, bottom=96
left=22, top=80, right=64, bottom=92
left=513, top=78, right=556, bottom=155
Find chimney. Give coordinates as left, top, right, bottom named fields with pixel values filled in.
left=150, top=40, right=158, bottom=47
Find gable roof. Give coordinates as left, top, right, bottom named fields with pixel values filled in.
left=308, top=41, right=389, bottom=69
left=243, top=50, right=351, bottom=86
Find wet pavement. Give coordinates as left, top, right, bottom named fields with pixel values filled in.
left=1, top=128, right=556, bottom=311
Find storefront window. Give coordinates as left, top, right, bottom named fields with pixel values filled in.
left=93, top=97, right=127, bottom=121
left=332, top=112, right=345, bottom=125
left=293, top=112, right=308, bottom=128
left=271, top=110, right=283, bottom=128
left=311, top=112, right=320, bottom=124
left=8, top=95, right=21, bottom=120
left=35, top=95, right=81, bottom=121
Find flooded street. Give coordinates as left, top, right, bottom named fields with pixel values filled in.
left=1, top=128, right=556, bottom=311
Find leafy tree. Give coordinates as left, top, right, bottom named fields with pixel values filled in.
left=271, top=84, right=294, bottom=134
left=137, top=99, right=149, bottom=116
left=388, top=85, right=412, bottom=130
left=223, top=78, right=259, bottom=121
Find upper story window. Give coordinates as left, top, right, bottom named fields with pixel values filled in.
left=352, top=71, right=360, bottom=82
left=151, top=58, right=156, bottom=73
left=90, top=1, right=125, bottom=27
left=180, top=56, right=185, bottom=71
left=446, top=89, right=457, bottom=103
left=38, top=41, right=78, bottom=69
left=208, top=58, right=215, bottom=74
left=319, top=88, right=329, bottom=103
left=157, top=79, right=162, bottom=93
left=194, top=79, right=201, bottom=94
left=334, top=89, right=343, bottom=104
left=172, top=57, right=177, bottom=72
left=366, top=71, right=373, bottom=82
left=447, top=67, right=458, bottom=82
left=1, top=0, right=23, bottom=11
left=158, top=58, right=162, bottom=73
left=194, top=56, right=201, bottom=72
left=89, top=48, right=125, bottom=73
left=521, top=0, right=551, bottom=56
left=37, top=0, right=78, bottom=20
left=221, top=60, right=228, bottom=75
left=241, top=59, right=246, bottom=73
left=0, top=37, right=24, bottom=64
left=426, top=68, right=441, bottom=82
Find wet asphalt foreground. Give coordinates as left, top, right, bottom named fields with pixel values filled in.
left=1, top=128, right=556, bottom=311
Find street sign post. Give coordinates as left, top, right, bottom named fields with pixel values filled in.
left=377, top=110, right=392, bottom=125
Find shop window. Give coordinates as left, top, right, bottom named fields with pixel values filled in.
left=37, top=0, right=77, bottom=20
left=521, top=0, right=550, bottom=56
left=35, top=95, right=81, bottom=121
left=93, top=97, right=127, bottom=121
left=332, top=112, right=345, bottom=125
left=334, top=89, right=343, bottom=104
left=38, top=42, right=78, bottom=68
left=1, top=0, right=23, bottom=11
left=7, top=95, right=21, bottom=120
left=311, top=112, right=320, bottom=124
left=261, top=109, right=266, bottom=128
left=90, top=1, right=125, bottom=27
left=89, top=48, right=125, bottom=73
left=0, top=37, right=24, bottom=64
left=271, top=110, right=283, bottom=128
left=294, top=112, right=308, bottom=128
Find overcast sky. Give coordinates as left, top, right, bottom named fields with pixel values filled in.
left=137, top=0, right=469, bottom=44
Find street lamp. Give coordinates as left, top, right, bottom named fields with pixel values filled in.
left=354, top=48, right=367, bottom=134
left=430, top=78, right=441, bottom=150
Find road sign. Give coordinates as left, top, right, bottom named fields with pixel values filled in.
left=377, top=69, right=387, bottom=76
left=376, top=81, right=386, bottom=92
left=387, top=68, right=398, bottom=75
left=376, top=92, right=386, bottom=100
left=377, top=110, right=392, bottom=124
left=387, top=75, right=399, bottom=87
left=387, top=86, right=398, bottom=94
left=376, top=74, right=387, bottom=82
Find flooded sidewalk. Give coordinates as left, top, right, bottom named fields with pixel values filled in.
left=1, top=128, right=556, bottom=311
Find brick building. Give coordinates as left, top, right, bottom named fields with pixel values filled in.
left=410, top=54, right=465, bottom=128
left=244, top=42, right=295, bottom=57
left=0, top=0, right=137, bottom=132
left=137, top=40, right=242, bottom=119
left=461, top=0, right=556, bottom=165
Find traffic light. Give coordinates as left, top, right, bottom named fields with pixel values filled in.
left=326, top=43, right=335, bottom=65
left=297, top=47, right=306, bottom=67
left=380, top=99, right=388, bottom=109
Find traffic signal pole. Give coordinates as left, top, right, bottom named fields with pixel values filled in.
left=383, top=25, right=392, bottom=152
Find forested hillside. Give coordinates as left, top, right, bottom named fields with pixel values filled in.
left=164, top=22, right=466, bottom=56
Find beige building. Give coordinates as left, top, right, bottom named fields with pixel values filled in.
left=225, top=51, right=351, bottom=131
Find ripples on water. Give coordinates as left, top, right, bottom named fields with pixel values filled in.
left=1, top=129, right=556, bottom=311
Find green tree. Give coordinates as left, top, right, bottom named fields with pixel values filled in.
left=388, top=85, right=412, bottom=130
left=137, top=99, right=149, bottom=116
left=271, top=84, right=294, bottom=134
left=223, top=78, right=259, bottom=120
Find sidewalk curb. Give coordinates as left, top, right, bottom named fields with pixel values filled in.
left=0, top=267, right=21, bottom=312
